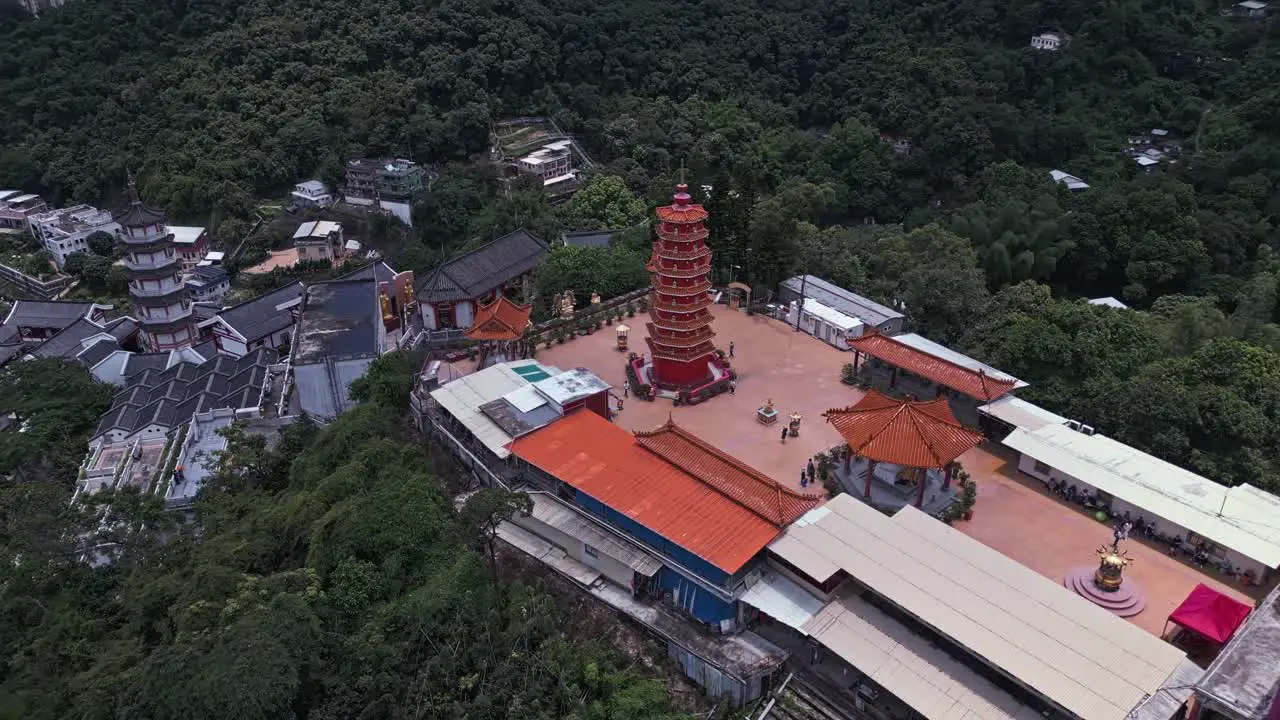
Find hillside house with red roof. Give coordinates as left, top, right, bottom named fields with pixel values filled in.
left=510, top=410, right=823, bottom=629
left=849, top=330, right=1028, bottom=425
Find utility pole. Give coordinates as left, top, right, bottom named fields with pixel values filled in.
left=794, top=260, right=808, bottom=332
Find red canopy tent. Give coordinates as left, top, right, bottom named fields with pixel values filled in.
left=1164, top=583, right=1253, bottom=645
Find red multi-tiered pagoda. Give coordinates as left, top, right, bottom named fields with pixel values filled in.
left=645, top=184, right=719, bottom=390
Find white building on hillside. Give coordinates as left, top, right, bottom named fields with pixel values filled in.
left=1030, top=32, right=1065, bottom=50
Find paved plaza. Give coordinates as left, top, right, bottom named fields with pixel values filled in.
left=523, top=304, right=1260, bottom=637
left=537, top=306, right=863, bottom=486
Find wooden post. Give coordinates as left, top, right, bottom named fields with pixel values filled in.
left=890, top=366, right=898, bottom=389
left=844, top=446, right=852, bottom=472
left=942, top=463, right=954, bottom=491
left=864, top=459, right=876, bottom=499
left=916, top=467, right=926, bottom=507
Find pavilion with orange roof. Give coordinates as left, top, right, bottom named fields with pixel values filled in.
left=825, top=390, right=984, bottom=511
left=465, top=294, right=532, bottom=368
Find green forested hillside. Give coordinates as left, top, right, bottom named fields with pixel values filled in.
left=0, top=354, right=690, bottom=720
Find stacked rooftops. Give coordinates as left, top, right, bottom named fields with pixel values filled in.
left=416, top=229, right=547, bottom=303
left=93, top=348, right=276, bottom=442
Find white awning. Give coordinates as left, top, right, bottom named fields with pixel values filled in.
left=978, top=396, right=1069, bottom=432
left=740, top=571, right=826, bottom=633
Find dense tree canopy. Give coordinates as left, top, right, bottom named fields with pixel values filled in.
left=0, top=355, right=691, bottom=719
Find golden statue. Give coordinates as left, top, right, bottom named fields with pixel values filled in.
left=559, top=290, right=576, bottom=320
left=1094, top=523, right=1133, bottom=592
left=590, top=291, right=602, bottom=306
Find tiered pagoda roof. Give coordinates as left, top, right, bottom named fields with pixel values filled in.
left=116, top=177, right=167, bottom=228
left=824, top=390, right=984, bottom=468
left=645, top=184, right=718, bottom=371
left=465, top=295, right=532, bottom=341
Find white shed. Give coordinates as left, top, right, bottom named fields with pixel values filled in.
left=787, top=298, right=864, bottom=350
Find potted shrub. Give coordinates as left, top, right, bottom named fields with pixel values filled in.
left=961, top=481, right=977, bottom=520
left=840, top=363, right=857, bottom=385
left=627, top=302, right=636, bottom=317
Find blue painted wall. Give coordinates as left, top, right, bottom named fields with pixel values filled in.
left=660, top=567, right=738, bottom=623
left=575, top=489, right=731, bottom=585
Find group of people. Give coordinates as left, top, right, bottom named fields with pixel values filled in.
left=800, top=459, right=817, bottom=488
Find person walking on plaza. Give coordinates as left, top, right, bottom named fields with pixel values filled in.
left=729, top=379, right=736, bottom=395
left=729, top=341, right=735, bottom=358
left=800, top=471, right=808, bottom=488
left=781, top=426, right=787, bottom=443
left=807, top=459, right=815, bottom=481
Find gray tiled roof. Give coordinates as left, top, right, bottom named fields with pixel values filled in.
left=76, top=339, right=121, bottom=367
left=561, top=229, right=620, bottom=248
left=93, top=347, right=277, bottom=440
left=416, top=229, right=546, bottom=302
left=121, top=353, right=170, bottom=380
left=27, top=319, right=106, bottom=359
left=215, top=282, right=304, bottom=342
left=4, top=300, right=94, bottom=329
left=190, top=265, right=229, bottom=283
left=105, top=317, right=138, bottom=341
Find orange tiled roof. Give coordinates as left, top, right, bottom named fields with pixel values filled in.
left=511, top=411, right=814, bottom=574
left=825, top=390, right=984, bottom=468
left=465, top=295, right=532, bottom=341
left=634, top=418, right=822, bottom=526
left=848, top=332, right=1018, bottom=401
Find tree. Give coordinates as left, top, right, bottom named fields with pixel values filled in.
left=560, top=174, right=647, bottom=231
left=86, top=231, right=117, bottom=258
left=347, top=351, right=416, bottom=410
left=458, top=488, right=533, bottom=599
left=0, top=359, right=114, bottom=481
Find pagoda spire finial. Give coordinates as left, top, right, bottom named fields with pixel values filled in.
left=125, top=169, right=140, bottom=205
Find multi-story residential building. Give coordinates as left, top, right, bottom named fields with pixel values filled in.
left=27, top=204, right=120, bottom=269
left=344, top=158, right=426, bottom=202
left=291, top=220, right=344, bottom=263
left=515, top=140, right=576, bottom=186
left=0, top=191, right=49, bottom=234
left=169, top=226, right=209, bottom=270
left=185, top=266, right=231, bottom=303
left=116, top=182, right=196, bottom=352
left=290, top=180, right=333, bottom=208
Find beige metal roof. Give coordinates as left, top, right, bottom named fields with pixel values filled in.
left=977, top=396, right=1070, bottom=432
left=771, top=496, right=1187, bottom=720
left=519, top=493, right=662, bottom=576
left=806, top=589, right=1042, bottom=720
left=429, top=360, right=550, bottom=458
left=1004, top=424, right=1280, bottom=568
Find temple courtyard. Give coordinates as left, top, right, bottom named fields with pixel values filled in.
left=528, top=304, right=1257, bottom=635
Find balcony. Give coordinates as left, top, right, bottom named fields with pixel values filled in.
left=124, top=252, right=178, bottom=272
left=130, top=280, right=183, bottom=297
left=652, top=245, right=711, bottom=262
left=649, top=261, right=712, bottom=279
left=139, top=304, right=193, bottom=325
left=652, top=279, right=711, bottom=298
left=650, top=293, right=712, bottom=313
left=646, top=325, right=715, bottom=349
left=649, top=312, right=714, bottom=332
left=658, top=226, right=709, bottom=243
left=647, top=339, right=717, bottom=363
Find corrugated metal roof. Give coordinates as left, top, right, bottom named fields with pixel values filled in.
left=772, top=496, right=1187, bottom=720
left=532, top=368, right=611, bottom=406
left=977, top=396, right=1069, bottom=432
left=825, top=390, right=984, bottom=468
left=520, top=493, right=662, bottom=576
left=739, top=571, right=826, bottom=633
left=430, top=360, right=551, bottom=458
left=781, top=275, right=904, bottom=327
left=1003, top=424, right=1280, bottom=568
left=849, top=332, right=1022, bottom=401
left=806, top=589, right=1042, bottom=720
left=511, top=411, right=790, bottom=574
